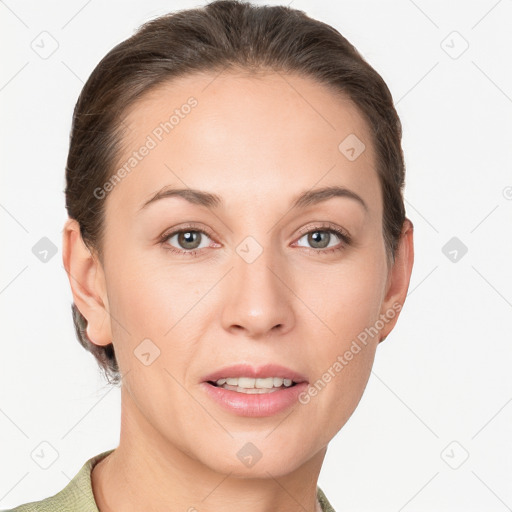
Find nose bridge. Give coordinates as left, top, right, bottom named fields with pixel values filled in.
left=221, top=235, right=294, bottom=336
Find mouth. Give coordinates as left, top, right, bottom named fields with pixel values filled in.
left=202, top=363, right=308, bottom=395
left=206, top=377, right=299, bottom=394
left=200, top=363, right=309, bottom=417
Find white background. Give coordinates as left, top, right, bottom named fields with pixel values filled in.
left=1, top=1, right=511, bottom=510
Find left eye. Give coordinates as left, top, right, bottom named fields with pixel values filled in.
left=296, top=228, right=343, bottom=250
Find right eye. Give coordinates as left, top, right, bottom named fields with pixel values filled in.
left=159, top=225, right=218, bottom=257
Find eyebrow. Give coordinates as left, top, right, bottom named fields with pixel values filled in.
left=139, top=184, right=368, bottom=212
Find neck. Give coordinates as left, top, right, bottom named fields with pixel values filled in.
left=92, top=386, right=326, bottom=512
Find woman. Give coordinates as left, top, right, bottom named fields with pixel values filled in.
left=6, top=0, right=413, bottom=510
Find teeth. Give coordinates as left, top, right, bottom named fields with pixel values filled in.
left=214, top=377, right=294, bottom=389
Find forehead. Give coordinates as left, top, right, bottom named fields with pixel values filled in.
left=108, top=70, right=380, bottom=217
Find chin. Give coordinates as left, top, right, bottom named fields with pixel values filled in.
left=197, top=438, right=316, bottom=479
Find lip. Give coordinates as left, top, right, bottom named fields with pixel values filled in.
left=201, top=363, right=308, bottom=384
left=200, top=363, right=309, bottom=418
left=201, top=381, right=309, bottom=417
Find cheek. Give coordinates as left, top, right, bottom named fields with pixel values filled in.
left=296, top=253, right=386, bottom=435
left=103, top=250, right=213, bottom=373
left=300, top=321, right=378, bottom=447
left=310, top=252, right=388, bottom=341
left=105, top=246, right=190, bottom=328
left=108, top=266, right=169, bottom=333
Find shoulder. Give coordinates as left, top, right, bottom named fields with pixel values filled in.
left=317, top=485, right=336, bottom=512
left=1, top=449, right=115, bottom=512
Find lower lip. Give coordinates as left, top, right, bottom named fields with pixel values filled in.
left=201, top=381, right=309, bottom=417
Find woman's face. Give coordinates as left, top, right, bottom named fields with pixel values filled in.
left=94, top=70, right=409, bottom=476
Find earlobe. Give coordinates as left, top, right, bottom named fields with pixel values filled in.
left=378, top=218, right=414, bottom=342
left=62, top=218, right=112, bottom=347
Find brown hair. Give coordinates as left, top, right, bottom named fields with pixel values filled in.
left=65, top=0, right=407, bottom=385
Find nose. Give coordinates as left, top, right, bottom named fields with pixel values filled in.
left=220, top=244, right=295, bottom=338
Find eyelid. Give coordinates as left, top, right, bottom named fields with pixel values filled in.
left=296, top=222, right=352, bottom=244
left=159, top=222, right=216, bottom=241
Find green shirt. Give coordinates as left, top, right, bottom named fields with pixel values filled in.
left=3, top=449, right=336, bottom=511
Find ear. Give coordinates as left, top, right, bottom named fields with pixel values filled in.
left=378, top=218, right=414, bottom=342
left=62, top=218, right=112, bottom=347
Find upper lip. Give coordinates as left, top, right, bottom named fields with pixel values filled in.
left=202, top=363, right=308, bottom=384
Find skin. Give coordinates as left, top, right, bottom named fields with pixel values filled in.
left=63, top=70, right=414, bottom=512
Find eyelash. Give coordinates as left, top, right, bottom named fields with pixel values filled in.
left=158, top=222, right=352, bottom=258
